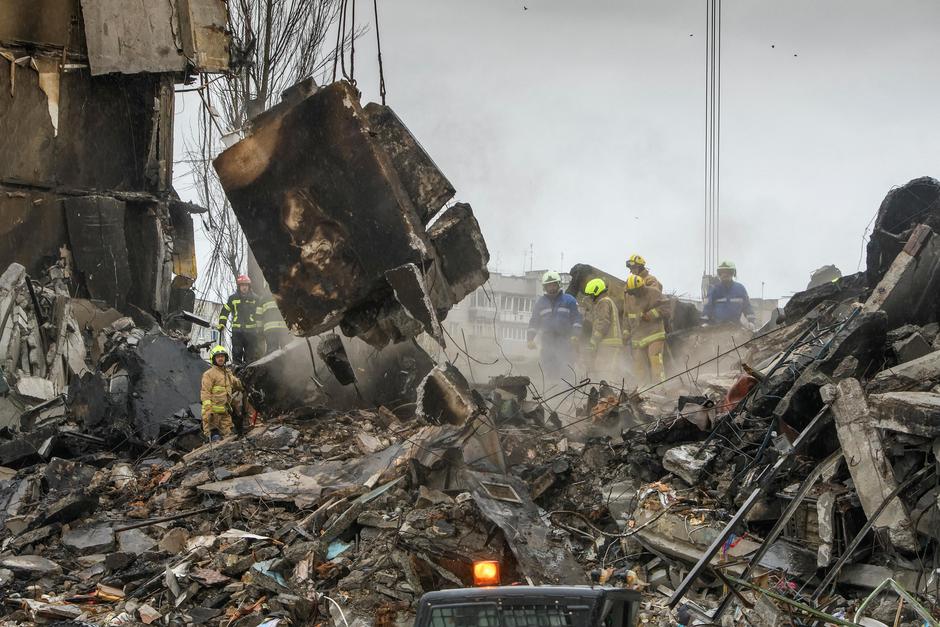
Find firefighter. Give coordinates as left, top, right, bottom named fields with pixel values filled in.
left=625, top=254, right=662, bottom=294
left=259, top=294, right=291, bottom=354
left=527, top=271, right=582, bottom=385
left=217, top=275, right=260, bottom=364
left=583, top=278, right=624, bottom=384
left=622, top=275, right=666, bottom=386
left=200, top=345, right=243, bottom=441
left=703, top=261, right=757, bottom=328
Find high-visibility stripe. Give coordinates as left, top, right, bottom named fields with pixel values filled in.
left=264, top=321, right=288, bottom=331
left=539, top=308, right=553, bottom=315
left=600, top=337, right=623, bottom=346
left=202, top=399, right=212, bottom=406
left=633, top=330, right=666, bottom=349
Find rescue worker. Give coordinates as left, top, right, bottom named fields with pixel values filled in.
left=217, top=275, right=260, bottom=364
left=622, top=275, right=666, bottom=386
left=625, top=254, right=663, bottom=294
left=703, top=261, right=756, bottom=327
left=527, top=271, right=582, bottom=384
left=200, top=345, right=244, bottom=441
left=583, top=278, right=624, bottom=384
left=259, top=294, right=290, bottom=354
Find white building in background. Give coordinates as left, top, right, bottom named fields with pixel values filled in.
left=191, top=299, right=223, bottom=358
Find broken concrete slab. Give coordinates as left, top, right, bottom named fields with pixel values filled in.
left=0, top=554, right=62, bottom=578
left=197, top=445, right=402, bottom=506
left=214, top=81, right=429, bottom=338
left=663, top=444, right=716, bottom=485
left=117, top=528, right=158, bottom=554
left=868, top=391, right=940, bottom=437
left=869, top=349, right=940, bottom=393
left=214, top=81, right=488, bottom=348
left=866, top=176, right=940, bottom=286
left=863, top=224, right=940, bottom=328
left=893, top=331, right=932, bottom=364
left=362, top=103, right=455, bottom=224
left=15, top=376, right=55, bottom=402
left=824, top=379, right=919, bottom=553
left=463, top=469, right=586, bottom=586
left=43, top=457, right=97, bottom=493
left=125, top=334, right=208, bottom=441
left=426, top=203, right=490, bottom=306
left=44, top=493, right=99, bottom=525
left=64, top=195, right=133, bottom=310
left=62, top=524, right=116, bottom=554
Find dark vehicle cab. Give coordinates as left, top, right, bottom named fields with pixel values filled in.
left=414, top=585, right=641, bottom=627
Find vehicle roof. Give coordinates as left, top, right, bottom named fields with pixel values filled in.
left=419, top=586, right=642, bottom=604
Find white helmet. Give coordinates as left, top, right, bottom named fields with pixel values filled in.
left=541, top=271, right=561, bottom=285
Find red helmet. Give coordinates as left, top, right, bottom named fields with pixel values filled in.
left=236, top=274, right=251, bottom=285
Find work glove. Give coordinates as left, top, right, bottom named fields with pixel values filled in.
left=641, top=309, right=659, bottom=322
left=527, top=340, right=537, bottom=350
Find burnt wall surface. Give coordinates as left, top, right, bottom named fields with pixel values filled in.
left=0, top=56, right=190, bottom=317
left=214, top=81, right=429, bottom=336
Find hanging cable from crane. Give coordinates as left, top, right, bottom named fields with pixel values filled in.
left=704, top=0, right=721, bottom=278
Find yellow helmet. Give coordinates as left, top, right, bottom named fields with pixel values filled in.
left=625, top=275, right=646, bottom=291
left=209, top=345, right=229, bottom=360
left=584, top=278, right=607, bottom=297
left=626, top=254, right=647, bottom=268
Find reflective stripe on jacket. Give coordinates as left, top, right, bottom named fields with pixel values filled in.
left=590, top=295, right=623, bottom=347
left=259, top=297, right=288, bottom=332
left=200, top=364, right=243, bottom=415
left=703, top=281, right=753, bottom=323
left=218, top=291, right=259, bottom=330
left=622, top=286, right=666, bottom=349
left=527, top=293, right=583, bottom=342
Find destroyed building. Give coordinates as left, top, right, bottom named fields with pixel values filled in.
left=0, top=176, right=938, bottom=625
left=0, top=0, right=228, bottom=323
left=2, top=24, right=940, bottom=620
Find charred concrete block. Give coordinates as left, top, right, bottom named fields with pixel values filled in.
left=869, top=350, right=940, bottom=393
left=416, top=364, right=479, bottom=426
left=893, top=332, right=932, bottom=365
left=816, top=310, right=887, bottom=378
left=213, top=81, right=429, bottom=338
left=866, top=176, right=940, bottom=287
left=363, top=103, right=455, bottom=224
left=869, top=391, right=940, bottom=437
left=427, top=203, right=490, bottom=306
left=316, top=334, right=356, bottom=386
left=864, top=224, right=940, bottom=327
left=783, top=272, right=866, bottom=322
left=826, top=378, right=919, bottom=553
left=64, top=196, right=132, bottom=310
left=385, top=263, right=442, bottom=343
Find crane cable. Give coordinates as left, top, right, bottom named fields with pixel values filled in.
left=704, top=0, right=722, bottom=277
left=373, top=0, right=387, bottom=104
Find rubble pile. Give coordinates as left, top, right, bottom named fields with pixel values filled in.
left=2, top=177, right=940, bottom=627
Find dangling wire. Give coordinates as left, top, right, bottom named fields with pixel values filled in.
left=703, top=0, right=721, bottom=276
left=373, top=0, right=387, bottom=104
left=349, top=0, right=356, bottom=85
left=331, top=0, right=346, bottom=82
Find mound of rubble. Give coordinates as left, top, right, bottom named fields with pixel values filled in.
left=3, top=177, right=940, bottom=626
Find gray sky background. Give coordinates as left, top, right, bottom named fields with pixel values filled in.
left=174, top=0, right=940, bottom=302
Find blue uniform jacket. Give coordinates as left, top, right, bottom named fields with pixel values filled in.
left=704, top=281, right=754, bottom=323
left=527, top=293, right=583, bottom=341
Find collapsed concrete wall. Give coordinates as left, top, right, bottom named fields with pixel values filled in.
left=0, top=0, right=225, bottom=320
left=213, top=80, right=490, bottom=349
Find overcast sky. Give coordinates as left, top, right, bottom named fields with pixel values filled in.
left=174, top=0, right=940, bottom=303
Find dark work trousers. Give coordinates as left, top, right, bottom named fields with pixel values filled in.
left=231, top=330, right=260, bottom=364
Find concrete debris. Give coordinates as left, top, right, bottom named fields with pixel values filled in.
left=213, top=80, right=490, bottom=349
